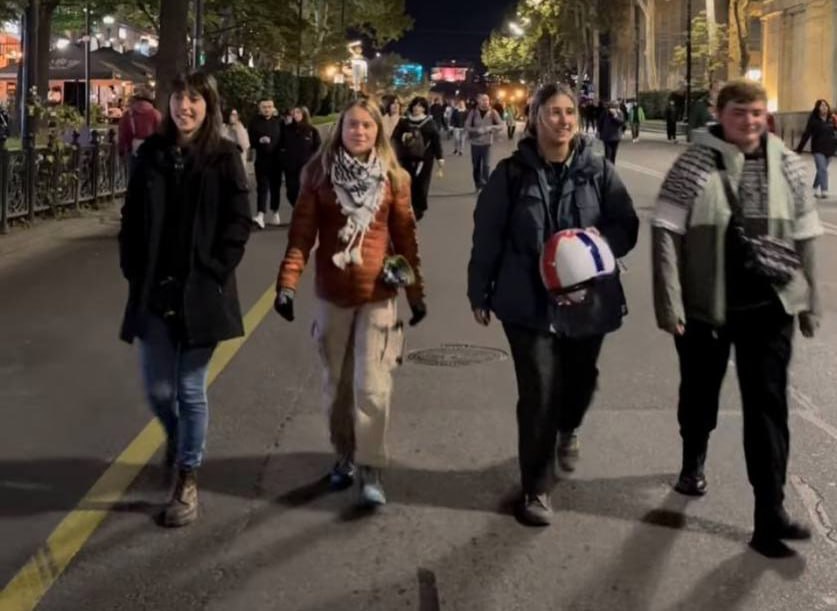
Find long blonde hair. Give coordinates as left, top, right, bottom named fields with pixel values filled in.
left=305, top=99, right=404, bottom=191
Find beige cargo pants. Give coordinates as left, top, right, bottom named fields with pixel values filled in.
left=312, top=298, right=404, bottom=468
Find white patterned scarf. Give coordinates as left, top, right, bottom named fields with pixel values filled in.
left=330, top=146, right=387, bottom=269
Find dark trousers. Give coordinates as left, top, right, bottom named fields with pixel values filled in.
left=504, top=324, right=604, bottom=495
left=405, top=158, right=433, bottom=221
left=284, top=164, right=303, bottom=207
left=507, top=124, right=516, bottom=139
left=630, top=123, right=640, bottom=140
left=675, top=302, right=794, bottom=524
left=255, top=163, right=281, bottom=214
left=666, top=120, right=677, bottom=141
left=471, top=144, right=491, bottom=189
left=603, top=141, right=619, bottom=164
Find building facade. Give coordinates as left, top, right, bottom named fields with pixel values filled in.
left=760, top=0, right=837, bottom=111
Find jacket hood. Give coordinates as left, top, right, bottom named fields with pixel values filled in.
left=512, top=133, right=596, bottom=171
left=691, top=124, right=782, bottom=158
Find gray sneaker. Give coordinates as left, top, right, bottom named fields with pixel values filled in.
left=519, top=493, right=553, bottom=526
left=358, top=466, right=386, bottom=507
left=557, top=432, right=580, bottom=472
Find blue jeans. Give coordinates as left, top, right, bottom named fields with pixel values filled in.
left=471, top=144, right=491, bottom=189
left=139, top=315, right=215, bottom=470
left=813, top=153, right=830, bottom=192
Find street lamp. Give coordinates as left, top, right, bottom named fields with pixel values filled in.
left=508, top=21, right=525, bottom=37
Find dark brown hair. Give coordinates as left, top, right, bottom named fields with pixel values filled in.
left=161, top=72, right=224, bottom=161
left=716, top=80, right=767, bottom=112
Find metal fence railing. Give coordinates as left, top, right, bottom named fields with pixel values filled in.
left=0, top=128, right=127, bottom=234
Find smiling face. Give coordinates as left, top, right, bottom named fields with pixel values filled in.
left=538, top=92, right=577, bottom=148
left=170, top=88, right=207, bottom=140
left=718, top=99, right=767, bottom=152
left=341, top=106, right=379, bottom=158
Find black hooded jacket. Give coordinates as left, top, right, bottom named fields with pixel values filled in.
left=468, top=136, right=639, bottom=337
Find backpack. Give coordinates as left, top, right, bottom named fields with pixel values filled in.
left=400, top=118, right=430, bottom=160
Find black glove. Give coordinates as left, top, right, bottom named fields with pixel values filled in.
left=799, top=312, right=818, bottom=338
left=274, top=288, right=295, bottom=322
left=408, top=300, right=427, bottom=327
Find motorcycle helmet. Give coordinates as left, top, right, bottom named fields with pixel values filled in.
left=540, top=229, right=616, bottom=301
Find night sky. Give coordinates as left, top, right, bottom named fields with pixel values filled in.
left=388, top=0, right=514, bottom=70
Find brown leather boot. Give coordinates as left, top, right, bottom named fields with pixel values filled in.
left=163, top=469, right=198, bottom=527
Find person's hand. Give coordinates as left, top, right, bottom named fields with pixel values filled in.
left=259, top=136, right=270, bottom=144
left=408, top=300, right=427, bottom=326
left=799, top=312, right=819, bottom=338
left=473, top=308, right=491, bottom=326
left=664, top=321, right=686, bottom=336
left=274, top=288, right=295, bottom=321
left=436, top=159, right=445, bottom=178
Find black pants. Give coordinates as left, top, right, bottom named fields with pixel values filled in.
left=255, top=163, right=281, bottom=214
left=405, top=158, right=433, bottom=221
left=284, top=164, right=303, bottom=207
left=471, top=145, right=491, bottom=189
left=507, top=124, right=516, bottom=139
left=603, top=141, right=619, bottom=164
left=504, top=324, right=604, bottom=495
left=675, top=301, right=794, bottom=523
left=630, top=123, right=640, bottom=140
left=666, top=120, right=677, bottom=141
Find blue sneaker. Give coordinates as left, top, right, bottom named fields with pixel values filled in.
left=329, top=457, right=356, bottom=490
left=359, top=466, right=386, bottom=507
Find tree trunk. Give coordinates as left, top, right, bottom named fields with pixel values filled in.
left=155, top=0, right=190, bottom=110
left=732, top=0, right=750, bottom=76
left=636, top=0, right=658, bottom=90
left=36, top=1, right=58, bottom=103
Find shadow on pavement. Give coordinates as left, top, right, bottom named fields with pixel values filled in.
left=2, top=452, right=747, bottom=544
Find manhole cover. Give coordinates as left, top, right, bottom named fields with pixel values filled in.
left=407, top=344, right=508, bottom=367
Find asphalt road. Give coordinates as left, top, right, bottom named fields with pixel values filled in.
left=1, top=130, right=836, bottom=611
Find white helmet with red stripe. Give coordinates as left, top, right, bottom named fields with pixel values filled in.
left=540, top=229, right=616, bottom=298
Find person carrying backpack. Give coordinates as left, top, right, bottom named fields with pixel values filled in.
left=118, top=85, right=162, bottom=178
left=468, top=83, right=638, bottom=527
left=466, top=93, right=504, bottom=192
left=393, top=96, right=444, bottom=221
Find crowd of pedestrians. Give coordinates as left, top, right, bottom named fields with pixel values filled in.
left=118, top=71, right=829, bottom=561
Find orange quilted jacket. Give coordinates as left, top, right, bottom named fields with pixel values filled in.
left=277, top=168, right=424, bottom=308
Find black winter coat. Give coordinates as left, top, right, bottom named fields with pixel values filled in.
left=468, top=136, right=639, bottom=337
left=796, top=115, right=836, bottom=157
left=281, top=122, right=322, bottom=169
left=598, top=111, right=625, bottom=143
left=248, top=115, right=283, bottom=165
left=119, top=134, right=252, bottom=346
left=392, top=116, right=444, bottom=162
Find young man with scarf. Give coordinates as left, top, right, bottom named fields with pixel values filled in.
left=275, top=99, right=426, bottom=508
left=652, top=81, right=822, bottom=558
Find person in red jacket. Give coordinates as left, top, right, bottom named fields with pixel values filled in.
left=274, top=99, right=426, bottom=509
left=118, top=85, right=162, bottom=176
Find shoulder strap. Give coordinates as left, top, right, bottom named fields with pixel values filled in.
left=713, top=150, right=743, bottom=218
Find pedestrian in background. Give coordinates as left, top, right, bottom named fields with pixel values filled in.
left=466, top=93, right=504, bottom=192
left=118, top=72, right=251, bottom=528
left=598, top=101, right=625, bottom=163
left=796, top=99, right=836, bottom=199
left=248, top=98, right=283, bottom=228
left=430, top=97, right=445, bottom=133
left=629, top=100, right=645, bottom=143
left=468, top=83, right=638, bottom=526
left=665, top=99, right=678, bottom=142
left=223, top=108, right=250, bottom=169
left=392, top=96, right=444, bottom=221
left=281, top=106, right=322, bottom=207
left=450, top=99, right=468, bottom=156
left=504, top=104, right=517, bottom=140
left=118, top=85, right=162, bottom=178
left=381, top=95, right=402, bottom=140
left=275, top=99, right=426, bottom=508
left=652, top=80, right=821, bottom=558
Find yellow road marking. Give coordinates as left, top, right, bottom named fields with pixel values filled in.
left=0, top=286, right=276, bottom=611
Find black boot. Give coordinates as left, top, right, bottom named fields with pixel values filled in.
left=674, top=437, right=708, bottom=497
left=750, top=503, right=811, bottom=557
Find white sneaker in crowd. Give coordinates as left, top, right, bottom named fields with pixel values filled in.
left=268, top=211, right=282, bottom=226
left=253, top=212, right=265, bottom=229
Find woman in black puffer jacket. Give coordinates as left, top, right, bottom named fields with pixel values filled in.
left=468, top=83, right=638, bottom=527
left=281, top=106, right=322, bottom=207
left=796, top=99, right=836, bottom=198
